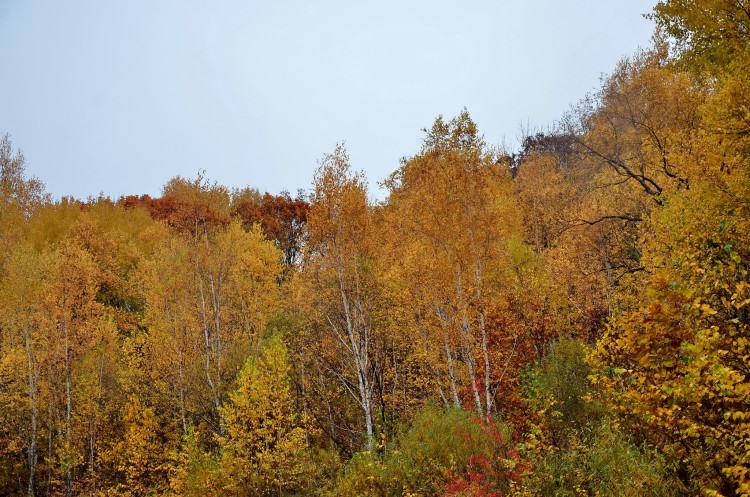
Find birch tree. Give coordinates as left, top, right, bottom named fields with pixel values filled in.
left=303, top=144, right=381, bottom=450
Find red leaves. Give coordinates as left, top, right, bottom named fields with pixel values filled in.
left=443, top=417, right=527, bottom=497
left=233, top=192, right=308, bottom=265
left=119, top=194, right=228, bottom=233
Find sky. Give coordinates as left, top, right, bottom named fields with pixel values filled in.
left=0, top=1, right=656, bottom=200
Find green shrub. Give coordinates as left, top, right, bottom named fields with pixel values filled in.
left=519, top=337, right=684, bottom=496
left=331, top=406, right=517, bottom=497
left=527, top=420, right=682, bottom=497
left=522, top=336, right=604, bottom=445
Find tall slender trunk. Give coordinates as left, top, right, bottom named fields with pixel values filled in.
left=196, top=249, right=220, bottom=430
left=469, top=212, right=493, bottom=416
left=436, top=307, right=460, bottom=408
left=47, top=397, right=53, bottom=496
left=473, top=256, right=491, bottom=415
left=24, top=330, right=38, bottom=496
left=64, top=322, right=72, bottom=497
left=337, top=260, right=374, bottom=450
left=479, top=309, right=492, bottom=416
left=87, top=347, right=106, bottom=493
left=178, top=350, right=188, bottom=435
left=209, top=272, right=223, bottom=418
left=456, top=266, right=483, bottom=415
left=444, top=340, right=460, bottom=408
left=357, top=364, right=374, bottom=449
left=460, top=314, right=483, bottom=415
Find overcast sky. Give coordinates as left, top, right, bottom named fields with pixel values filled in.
left=0, top=1, right=655, bottom=200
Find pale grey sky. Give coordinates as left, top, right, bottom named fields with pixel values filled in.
left=0, top=1, right=655, bottom=200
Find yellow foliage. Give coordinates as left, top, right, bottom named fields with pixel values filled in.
left=219, top=337, right=313, bottom=496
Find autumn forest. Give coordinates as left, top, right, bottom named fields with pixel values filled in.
left=2, top=2, right=750, bottom=496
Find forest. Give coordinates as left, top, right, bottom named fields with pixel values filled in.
left=1, top=1, right=749, bottom=496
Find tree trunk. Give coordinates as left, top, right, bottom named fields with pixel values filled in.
left=24, top=330, right=38, bottom=497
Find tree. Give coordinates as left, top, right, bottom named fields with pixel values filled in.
left=384, top=110, right=522, bottom=417
left=301, top=143, right=382, bottom=451
left=232, top=191, right=309, bottom=266
left=589, top=5, right=750, bottom=495
left=563, top=42, right=701, bottom=201
left=0, top=134, right=47, bottom=278
left=652, top=0, right=750, bottom=160
left=219, top=337, right=311, bottom=496
left=0, top=134, right=47, bottom=220
left=136, top=228, right=204, bottom=437
left=138, top=219, right=282, bottom=437
left=100, top=396, right=168, bottom=497
left=592, top=174, right=750, bottom=496
left=651, top=0, right=750, bottom=74
left=0, top=245, right=45, bottom=495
